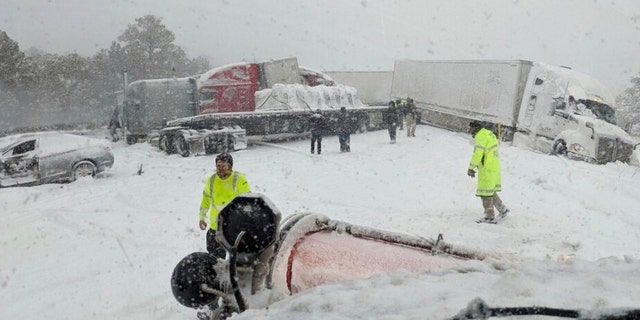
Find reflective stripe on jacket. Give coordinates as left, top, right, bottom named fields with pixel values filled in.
left=199, top=171, right=251, bottom=229
left=468, top=128, right=502, bottom=197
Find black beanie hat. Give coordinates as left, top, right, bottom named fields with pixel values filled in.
left=215, top=152, right=233, bottom=166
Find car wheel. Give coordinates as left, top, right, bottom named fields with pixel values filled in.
left=175, top=135, right=190, bottom=157
left=72, top=161, right=97, bottom=181
left=552, top=140, right=567, bottom=155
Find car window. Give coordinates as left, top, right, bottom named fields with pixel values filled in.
left=12, top=139, right=36, bottom=155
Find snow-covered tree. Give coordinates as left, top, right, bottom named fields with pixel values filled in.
left=616, top=74, right=640, bottom=135
left=0, top=30, right=25, bottom=90
left=1, top=17, right=211, bottom=133
left=117, top=15, right=193, bottom=80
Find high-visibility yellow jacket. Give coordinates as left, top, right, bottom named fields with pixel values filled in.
left=199, top=171, right=251, bottom=229
left=468, top=128, right=502, bottom=197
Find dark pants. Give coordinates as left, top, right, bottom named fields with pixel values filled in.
left=206, top=228, right=226, bottom=259
left=338, top=133, right=350, bottom=152
left=311, top=133, right=322, bottom=154
left=388, top=124, right=397, bottom=141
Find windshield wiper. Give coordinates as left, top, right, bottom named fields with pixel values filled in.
left=450, top=298, right=640, bottom=319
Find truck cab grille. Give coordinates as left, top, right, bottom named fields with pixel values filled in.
left=595, top=136, right=634, bottom=164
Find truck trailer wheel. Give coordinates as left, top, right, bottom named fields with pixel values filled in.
left=227, top=138, right=235, bottom=152
left=126, top=135, right=138, bottom=145
left=175, top=135, right=190, bottom=157
left=159, top=134, right=177, bottom=154
left=159, top=134, right=171, bottom=153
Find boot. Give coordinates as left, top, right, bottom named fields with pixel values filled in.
left=481, top=196, right=495, bottom=219
left=492, top=194, right=509, bottom=216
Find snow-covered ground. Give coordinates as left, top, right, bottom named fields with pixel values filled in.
left=1, top=125, right=640, bottom=319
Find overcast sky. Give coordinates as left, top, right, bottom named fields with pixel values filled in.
left=2, top=0, right=639, bottom=94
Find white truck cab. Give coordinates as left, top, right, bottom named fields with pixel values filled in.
left=516, top=62, right=634, bottom=164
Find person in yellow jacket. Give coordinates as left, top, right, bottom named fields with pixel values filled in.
left=199, top=152, right=251, bottom=258
left=467, top=121, right=509, bottom=223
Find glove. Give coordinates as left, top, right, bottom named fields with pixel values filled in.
left=467, top=169, right=476, bottom=177
left=199, top=220, right=207, bottom=230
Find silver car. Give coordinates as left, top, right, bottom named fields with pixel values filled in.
left=0, top=132, right=114, bottom=187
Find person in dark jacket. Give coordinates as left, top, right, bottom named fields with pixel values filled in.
left=108, top=106, right=121, bottom=142
left=336, top=107, right=351, bottom=152
left=384, top=101, right=399, bottom=143
left=308, top=109, right=327, bottom=154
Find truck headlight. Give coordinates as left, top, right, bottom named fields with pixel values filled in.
left=569, top=143, right=586, bottom=154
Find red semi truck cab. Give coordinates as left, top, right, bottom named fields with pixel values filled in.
left=197, top=57, right=304, bottom=115
left=197, top=63, right=261, bottom=114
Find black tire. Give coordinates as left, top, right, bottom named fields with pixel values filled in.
left=72, top=161, right=97, bottom=181
left=204, top=139, right=217, bottom=154
left=552, top=140, right=567, bottom=155
left=126, top=135, right=137, bottom=145
left=227, top=137, right=235, bottom=152
left=175, top=135, right=190, bottom=157
left=158, top=134, right=170, bottom=153
left=171, top=252, right=221, bottom=309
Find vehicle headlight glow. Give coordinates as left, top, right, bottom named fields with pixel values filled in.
left=570, top=143, right=586, bottom=154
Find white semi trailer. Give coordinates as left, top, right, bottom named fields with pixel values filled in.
left=391, top=59, right=635, bottom=164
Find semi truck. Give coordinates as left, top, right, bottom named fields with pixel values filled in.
left=117, top=57, right=386, bottom=156
left=391, top=59, right=635, bottom=164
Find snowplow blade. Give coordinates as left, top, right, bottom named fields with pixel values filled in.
left=268, top=212, right=491, bottom=296
left=171, top=193, right=491, bottom=315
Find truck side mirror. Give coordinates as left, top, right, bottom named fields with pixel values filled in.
left=586, top=122, right=595, bottom=139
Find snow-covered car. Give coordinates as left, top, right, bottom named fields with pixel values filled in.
left=0, top=132, right=114, bottom=187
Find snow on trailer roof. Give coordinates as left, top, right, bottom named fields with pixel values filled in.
left=196, top=57, right=302, bottom=88
left=196, top=62, right=253, bottom=88
left=128, top=76, right=195, bottom=86
left=535, top=62, right=615, bottom=104
left=299, top=66, right=335, bottom=81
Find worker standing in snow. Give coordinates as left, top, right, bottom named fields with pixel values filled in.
left=384, top=100, right=399, bottom=143
left=405, top=98, right=417, bottom=137
left=467, top=121, right=509, bottom=223
left=335, top=106, right=352, bottom=152
left=198, top=152, right=251, bottom=258
left=308, top=109, right=327, bottom=154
